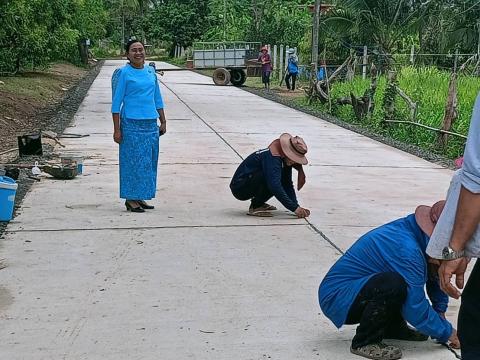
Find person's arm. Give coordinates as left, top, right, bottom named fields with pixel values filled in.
left=393, top=254, right=453, bottom=342
left=262, top=155, right=299, bottom=212
left=154, top=75, right=166, bottom=135
left=158, top=108, right=167, bottom=135
left=111, top=68, right=126, bottom=144
left=426, top=276, right=449, bottom=315
left=282, top=166, right=298, bottom=204
left=439, top=92, right=480, bottom=298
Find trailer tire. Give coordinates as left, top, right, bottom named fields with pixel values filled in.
left=229, top=69, right=246, bottom=86
left=213, top=68, right=231, bottom=86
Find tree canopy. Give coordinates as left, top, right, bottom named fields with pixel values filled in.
left=0, top=0, right=478, bottom=72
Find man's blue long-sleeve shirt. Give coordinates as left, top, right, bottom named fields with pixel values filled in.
left=231, top=148, right=298, bottom=212
left=111, top=64, right=164, bottom=119
left=319, top=214, right=452, bottom=343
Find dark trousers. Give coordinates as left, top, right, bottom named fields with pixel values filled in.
left=459, top=260, right=480, bottom=359
left=230, top=172, right=273, bottom=209
left=285, top=73, right=297, bottom=90
left=345, top=272, right=408, bottom=349
left=262, top=71, right=271, bottom=86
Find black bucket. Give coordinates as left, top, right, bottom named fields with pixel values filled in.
left=17, top=133, right=43, bottom=156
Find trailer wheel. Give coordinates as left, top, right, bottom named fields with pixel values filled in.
left=213, top=68, right=231, bottom=86
left=229, top=69, right=246, bottom=86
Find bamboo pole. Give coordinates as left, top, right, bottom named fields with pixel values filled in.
left=384, top=120, right=466, bottom=139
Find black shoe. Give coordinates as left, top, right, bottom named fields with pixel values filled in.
left=137, top=200, right=154, bottom=209
left=125, top=201, right=145, bottom=213
left=385, top=323, right=428, bottom=341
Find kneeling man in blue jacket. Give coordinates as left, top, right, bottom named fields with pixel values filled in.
left=319, top=201, right=460, bottom=360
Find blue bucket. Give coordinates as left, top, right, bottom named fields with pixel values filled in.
left=0, top=176, right=18, bottom=222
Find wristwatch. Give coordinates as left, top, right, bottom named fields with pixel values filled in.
left=442, top=246, right=465, bottom=260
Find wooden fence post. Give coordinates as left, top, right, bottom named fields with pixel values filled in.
left=438, top=72, right=458, bottom=147
left=362, top=45, right=368, bottom=79
left=279, top=45, right=284, bottom=80
left=273, top=45, right=278, bottom=78
left=383, top=71, right=397, bottom=123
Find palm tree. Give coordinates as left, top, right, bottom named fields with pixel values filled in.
left=323, top=0, right=420, bottom=54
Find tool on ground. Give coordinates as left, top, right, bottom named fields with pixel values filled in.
left=42, top=164, right=78, bottom=180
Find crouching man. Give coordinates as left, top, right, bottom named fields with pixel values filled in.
left=318, top=201, right=459, bottom=360
left=230, top=133, right=310, bottom=218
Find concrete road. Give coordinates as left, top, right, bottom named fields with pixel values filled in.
left=0, top=61, right=461, bottom=359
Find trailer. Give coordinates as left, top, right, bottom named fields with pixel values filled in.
left=191, top=41, right=262, bottom=86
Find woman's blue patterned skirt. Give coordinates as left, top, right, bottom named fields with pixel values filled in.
left=119, top=118, right=159, bottom=200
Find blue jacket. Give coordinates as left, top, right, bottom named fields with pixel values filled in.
left=319, top=214, right=452, bottom=343
left=111, top=64, right=164, bottom=119
left=287, top=56, right=299, bottom=75
left=231, top=148, right=298, bottom=212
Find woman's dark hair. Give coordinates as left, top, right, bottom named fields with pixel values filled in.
left=125, top=39, right=144, bottom=53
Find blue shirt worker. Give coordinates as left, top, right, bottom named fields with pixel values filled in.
left=285, top=48, right=299, bottom=91
left=319, top=201, right=459, bottom=360
left=111, top=39, right=166, bottom=213
left=230, top=133, right=310, bottom=218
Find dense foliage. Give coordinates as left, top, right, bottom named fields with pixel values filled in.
left=0, top=0, right=107, bottom=73
left=1, top=0, right=478, bottom=72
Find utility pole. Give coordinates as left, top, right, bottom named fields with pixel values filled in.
left=311, top=0, right=321, bottom=83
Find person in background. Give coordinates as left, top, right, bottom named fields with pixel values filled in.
left=285, top=48, right=299, bottom=91
left=258, top=46, right=272, bottom=91
left=317, top=60, right=326, bottom=81
left=319, top=201, right=459, bottom=360
left=426, top=92, right=480, bottom=359
left=230, top=133, right=310, bottom=218
left=111, top=39, right=167, bottom=213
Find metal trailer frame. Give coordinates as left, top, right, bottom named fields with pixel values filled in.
left=192, top=41, right=262, bottom=86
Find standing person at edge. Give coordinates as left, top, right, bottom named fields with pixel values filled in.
left=111, top=39, right=167, bottom=213
left=258, top=46, right=272, bottom=91
left=285, top=48, right=299, bottom=91
left=230, top=133, right=310, bottom=218
left=426, top=91, right=480, bottom=359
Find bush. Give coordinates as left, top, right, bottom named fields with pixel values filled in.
left=308, top=67, right=479, bottom=158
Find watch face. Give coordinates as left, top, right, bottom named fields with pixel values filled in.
left=442, top=246, right=450, bottom=259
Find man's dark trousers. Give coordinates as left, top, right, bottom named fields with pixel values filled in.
left=345, top=272, right=408, bottom=349
left=459, top=260, right=480, bottom=359
left=285, top=72, right=297, bottom=91
left=230, top=172, right=273, bottom=209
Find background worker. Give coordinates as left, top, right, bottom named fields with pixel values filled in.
left=230, top=133, right=310, bottom=218
left=319, top=201, right=459, bottom=360
left=258, top=45, right=272, bottom=90
left=285, top=48, right=299, bottom=91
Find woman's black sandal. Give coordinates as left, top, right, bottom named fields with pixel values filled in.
left=138, top=200, right=154, bottom=209
left=125, top=201, right=145, bottom=213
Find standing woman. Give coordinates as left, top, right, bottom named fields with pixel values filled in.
left=111, top=39, right=167, bottom=212
left=258, top=46, right=272, bottom=90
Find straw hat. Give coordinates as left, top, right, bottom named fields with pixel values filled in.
left=415, top=200, right=446, bottom=237
left=260, top=46, right=268, bottom=52
left=279, top=133, right=308, bottom=165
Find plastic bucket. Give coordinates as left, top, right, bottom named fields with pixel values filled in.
left=61, top=155, right=84, bottom=175
left=0, top=176, right=18, bottom=222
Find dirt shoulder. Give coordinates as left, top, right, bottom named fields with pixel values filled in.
left=0, top=61, right=103, bottom=235
left=0, top=63, right=95, bottom=156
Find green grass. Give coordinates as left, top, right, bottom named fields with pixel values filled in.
left=0, top=63, right=86, bottom=103
left=303, top=67, right=479, bottom=159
